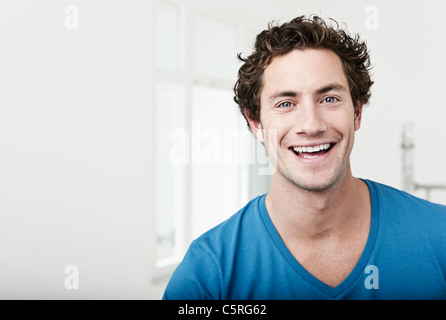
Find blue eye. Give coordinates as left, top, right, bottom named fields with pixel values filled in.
left=279, top=101, right=293, bottom=108
left=323, top=97, right=339, bottom=103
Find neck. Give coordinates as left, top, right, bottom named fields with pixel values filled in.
left=265, top=169, right=369, bottom=241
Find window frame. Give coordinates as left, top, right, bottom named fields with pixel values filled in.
left=152, top=0, right=259, bottom=281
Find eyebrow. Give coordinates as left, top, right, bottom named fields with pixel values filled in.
left=267, top=83, right=347, bottom=102
left=315, top=83, right=347, bottom=95
left=268, top=90, right=298, bottom=102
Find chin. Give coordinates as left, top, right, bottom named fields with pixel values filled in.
left=294, top=180, right=337, bottom=192
left=282, top=165, right=347, bottom=193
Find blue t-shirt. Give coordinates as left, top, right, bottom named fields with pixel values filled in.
left=163, top=180, right=446, bottom=299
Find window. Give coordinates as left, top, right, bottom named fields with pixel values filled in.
left=154, top=1, right=269, bottom=275
left=155, top=1, right=184, bottom=267
left=155, top=82, right=184, bottom=265
left=156, top=1, right=180, bottom=71
left=190, top=85, right=246, bottom=239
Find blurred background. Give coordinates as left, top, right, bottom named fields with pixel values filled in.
left=0, top=0, right=445, bottom=299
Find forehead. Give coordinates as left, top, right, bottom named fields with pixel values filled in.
left=261, top=49, right=349, bottom=96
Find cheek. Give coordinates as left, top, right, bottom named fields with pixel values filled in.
left=260, top=122, right=288, bottom=158
left=259, top=112, right=283, bottom=144
left=263, top=127, right=281, bottom=155
left=337, top=108, right=357, bottom=129
left=324, top=111, right=356, bottom=143
left=261, top=110, right=295, bottom=134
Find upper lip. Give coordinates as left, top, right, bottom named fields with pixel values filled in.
left=288, top=142, right=335, bottom=148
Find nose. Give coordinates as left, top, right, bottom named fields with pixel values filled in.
left=294, top=102, right=327, bottom=136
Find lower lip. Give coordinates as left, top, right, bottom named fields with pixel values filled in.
left=289, top=144, right=335, bottom=163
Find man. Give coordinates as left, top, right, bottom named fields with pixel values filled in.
left=163, top=16, right=446, bottom=299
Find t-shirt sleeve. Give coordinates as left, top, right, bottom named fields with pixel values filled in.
left=162, top=240, right=222, bottom=300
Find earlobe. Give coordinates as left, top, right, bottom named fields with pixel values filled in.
left=244, top=109, right=264, bottom=142
left=255, top=123, right=265, bottom=143
left=354, top=102, right=364, bottom=131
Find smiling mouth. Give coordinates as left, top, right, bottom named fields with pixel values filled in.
left=290, top=143, right=335, bottom=159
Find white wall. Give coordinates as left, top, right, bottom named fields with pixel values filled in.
left=0, top=0, right=159, bottom=299
left=0, top=0, right=445, bottom=300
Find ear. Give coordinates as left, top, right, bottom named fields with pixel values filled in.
left=244, top=109, right=264, bottom=143
left=354, top=101, right=364, bottom=131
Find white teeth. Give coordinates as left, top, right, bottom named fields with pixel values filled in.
left=293, top=143, right=331, bottom=154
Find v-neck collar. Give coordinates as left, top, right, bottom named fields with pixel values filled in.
left=258, top=179, right=379, bottom=298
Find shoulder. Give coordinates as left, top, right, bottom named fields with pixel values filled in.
left=196, top=194, right=266, bottom=251
left=365, top=179, right=446, bottom=232
left=163, top=194, right=266, bottom=300
left=366, top=179, right=446, bottom=213
left=365, top=180, right=446, bottom=283
left=162, top=238, right=221, bottom=300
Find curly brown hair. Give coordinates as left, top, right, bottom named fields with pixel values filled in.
left=234, top=15, right=373, bottom=130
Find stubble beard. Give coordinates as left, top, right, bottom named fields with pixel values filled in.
left=274, top=136, right=353, bottom=194
left=279, top=155, right=349, bottom=193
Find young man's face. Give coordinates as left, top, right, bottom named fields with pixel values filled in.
left=249, top=49, right=362, bottom=192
